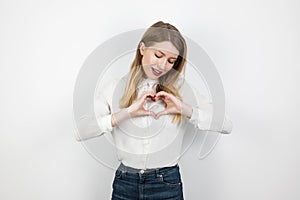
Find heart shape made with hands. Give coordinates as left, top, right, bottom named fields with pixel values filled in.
left=143, top=91, right=183, bottom=119
left=144, top=94, right=167, bottom=117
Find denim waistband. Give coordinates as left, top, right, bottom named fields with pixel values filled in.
left=117, top=162, right=178, bottom=174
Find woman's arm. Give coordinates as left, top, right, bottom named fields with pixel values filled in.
left=75, top=91, right=113, bottom=142
left=76, top=76, right=155, bottom=141
left=111, top=91, right=157, bottom=126
left=182, top=80, right=233, bottom=134
left=75, top=78, right=121, bottom=141
left=154, top=87, right=233, bottom=134
left=188, top=99, right=233, bottom=134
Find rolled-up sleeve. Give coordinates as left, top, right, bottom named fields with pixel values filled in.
left=188, top=92, right=233, bottom=134
left=75, top=80, right=116, bottom=141
left=94, top=92, right=113, bottom=133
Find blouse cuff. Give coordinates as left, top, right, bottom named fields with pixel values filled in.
left=220, top=114, right=233, bottom=134
left=96, top=114, right=113, bottom=133
left=188, top=106, right=209, bottom=129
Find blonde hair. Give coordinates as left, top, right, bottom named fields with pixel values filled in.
left=119, top=21, right=187, bottom=123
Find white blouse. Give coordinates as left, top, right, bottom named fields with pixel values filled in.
left=77, top=75, right=233, bottom=170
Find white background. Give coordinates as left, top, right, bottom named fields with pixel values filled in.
left=1, top=0, right=300, bottom=199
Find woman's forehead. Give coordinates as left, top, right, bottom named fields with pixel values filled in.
left=148, top=41, right=179, bottom=57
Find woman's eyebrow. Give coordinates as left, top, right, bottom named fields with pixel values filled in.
left=156, top=50, right=178, bottom=59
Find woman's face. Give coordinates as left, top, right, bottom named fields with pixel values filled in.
left=140, top=41, right=179, bottom=80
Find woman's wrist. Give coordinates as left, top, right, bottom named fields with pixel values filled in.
left=126, top=105, right=136, bottom=118
left=111, top=108, right=131, bottom=127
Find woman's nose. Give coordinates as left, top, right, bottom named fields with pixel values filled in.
left=157, top=59, right=167, bottom=70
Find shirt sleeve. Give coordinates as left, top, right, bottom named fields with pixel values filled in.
left=189, top=105, right=233, bottom=134
left=187, top=87, right=233, bottom=134
left=94, top=92, right=113, bottom=133
left=75, top=80, right=115, bottom=142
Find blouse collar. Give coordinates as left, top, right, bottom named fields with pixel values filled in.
left=137, top=77, right=159, bottom=91
left=141, top=77, right=158, bottom=85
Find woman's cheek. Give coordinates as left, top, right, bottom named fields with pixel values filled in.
left=150, top=57, right=158, bottom=65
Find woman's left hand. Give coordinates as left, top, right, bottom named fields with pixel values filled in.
left=154, top=91, right=193, bottom=119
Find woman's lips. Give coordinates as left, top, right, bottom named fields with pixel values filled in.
left=152, top=67, right=162, bottom=76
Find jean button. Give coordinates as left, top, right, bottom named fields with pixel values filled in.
left=140, top=169, right=144, bottom=174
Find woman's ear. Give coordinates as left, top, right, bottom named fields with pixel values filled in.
left=139, top=42, right=145, bottom=56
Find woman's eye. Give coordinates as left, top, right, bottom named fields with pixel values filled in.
left=168, top=60, right=175, bottom=64
left=155, top=54, right=162, bottom=58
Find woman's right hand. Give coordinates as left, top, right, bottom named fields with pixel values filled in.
left=127, top=91, right=156, bottom=118
left=111, top=91, right=156, bottom=127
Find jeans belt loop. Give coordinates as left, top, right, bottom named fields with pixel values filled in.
left=155, top=168, right=160, bottom=177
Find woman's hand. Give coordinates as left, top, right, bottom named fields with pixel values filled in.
left=112, top=90, right=193, bottom=127
left=127, top=91, right=157, bottom=118
left=154, top=91, right=193, bottom=119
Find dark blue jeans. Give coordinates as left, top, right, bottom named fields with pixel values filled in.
left=111, top=163, right=184, bottom=200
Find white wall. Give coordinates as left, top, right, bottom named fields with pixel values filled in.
left=1, top=0, right=299, bottom=199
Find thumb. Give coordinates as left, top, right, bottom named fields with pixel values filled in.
left=140, top=109, right=156, bottom=118
left=154, top=110, right=167, bottom=119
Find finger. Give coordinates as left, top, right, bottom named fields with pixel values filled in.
left=141, top=91, right=155, bottom=100
left=141, top=110, right=156, bottom=118
left=156, top=91, right=168, bottom=96
left=141, top=90, right=156, bottom=96
left=146, top=94, right=156, bottom=101
left=155, top=110, right=168, bottom=119
left=137, top=94, right=154, bottom=105
left=155, top=91, right=170, bottom=100
left=148, top=111, right=156, bottom=118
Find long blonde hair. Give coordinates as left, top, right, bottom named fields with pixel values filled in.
left=119, top=21, right=187, bottom=123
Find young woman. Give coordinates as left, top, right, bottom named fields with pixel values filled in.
left=79, top=21, right=232, bottom=200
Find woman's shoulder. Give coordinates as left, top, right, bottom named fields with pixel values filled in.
left=95, top=74, right=128, bottom=98
left=178, top=75, right=210, bottom=104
